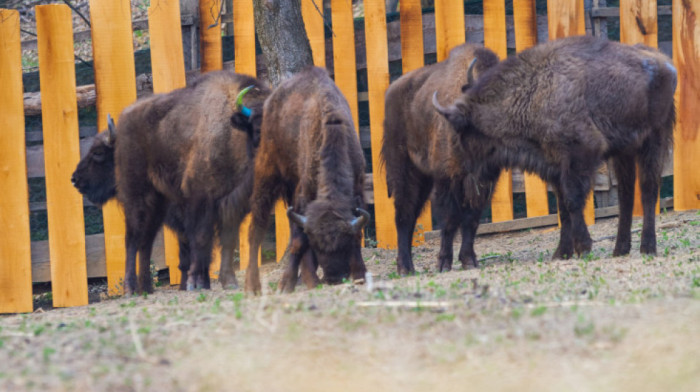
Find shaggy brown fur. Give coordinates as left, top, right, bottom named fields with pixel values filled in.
left=434, top=36, right=676, bottom=259
left=381, top=43, right=500, bottom=275
left=244, top=67, right=368, bottom=294
left=72, top=71, right=269, bottom=294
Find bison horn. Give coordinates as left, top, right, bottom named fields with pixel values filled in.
left=106, top=114, right=116, bottom=145
left=432, top=91, right=452, bottom=116
left=287, top=206, right=307, bottom=228
left=467, top=58, right=477, bottom=86
left=350, top=208, right=370, bottom=232
left=235, top=85, right=255, bottom=118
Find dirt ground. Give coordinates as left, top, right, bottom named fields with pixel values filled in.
left=1, top=210, right=699, bottom=391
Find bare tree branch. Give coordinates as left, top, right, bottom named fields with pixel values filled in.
left=62, top=0, right=90, bottom=27
left=207, top=0, right=226, bottom=29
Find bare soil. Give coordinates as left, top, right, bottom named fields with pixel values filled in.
left=1, top=210, right=699, bottom=391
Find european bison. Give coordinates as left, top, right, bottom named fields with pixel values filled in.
left=433, top=36, right=676, bottom=259
left=244, top=66, right=369, bottom=294
left=382, top=43, right=500, bottom=275
left=71, top=71, right=269, bottom=294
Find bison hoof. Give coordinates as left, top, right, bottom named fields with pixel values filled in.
left=640, top=243, right=657, bottom=256
left=612, top=242, right=631, bottom=257
left=460, top=256, right=479, bottom=269
left=397, top=265, right=414, bottom=276
left=552, top=247, right=572, bottom=260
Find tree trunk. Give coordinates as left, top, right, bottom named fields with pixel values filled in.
left=252, top=0, right=313, bottom=86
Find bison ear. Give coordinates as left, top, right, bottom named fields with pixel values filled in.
left=231, top=110, right=262, bottom=148
left=432, top=92, right=470, bottom=132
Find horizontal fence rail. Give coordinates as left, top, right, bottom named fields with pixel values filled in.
left=1, top=1, right=697, bottom=312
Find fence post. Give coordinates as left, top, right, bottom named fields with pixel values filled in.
left=148, top=0, right=187, bottom=285
left=484, top=0, right=514, bottom=223
left=619, top=0, right=659, bottom=216
left=547, top=0, right=594, bottom=226
left=233, top=0, right=261, bottom=269
left=434, top=0, right=465, bottom=61
left=514, top=0, right=550, bottom=218
left=89, top=0, right=138, bottom=296
left=364, top=0, right=396, bottom=249
left=200, top=0, right=223, bottom=72
left=302, top=0, right=325, bottom=67
left=0, top=9, right=34, bottom=313
left=36, top=4, right=89, bottom=307
left=399, top=0, right=432, bottom=245
left=331, top=0, right=359, bottom=130
left=672, top=0, right=700, bottom=210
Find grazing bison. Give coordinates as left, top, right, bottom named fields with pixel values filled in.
left=382, top=43, right=500, bottom=275
left=244, top=66, right=369, bottom=294
left=433, top=36, right=676, bottom=259
left=71, top=71, right=269, bottom=294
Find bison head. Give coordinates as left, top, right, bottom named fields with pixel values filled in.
left=433, top=47, right=500, bottom=133
left=231, top=85, right=265, bottom=149
left=71, top=114, right=117, bottom=206
left=288, top=203, right=369, bottom=284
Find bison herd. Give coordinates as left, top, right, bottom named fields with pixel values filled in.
left=71, top=36, right=676, bottom=296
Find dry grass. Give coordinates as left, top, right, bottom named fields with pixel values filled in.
left=0, top=210, right=698, bottom=391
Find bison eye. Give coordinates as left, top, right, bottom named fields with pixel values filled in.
left=92, top=149, right=105, bottom=163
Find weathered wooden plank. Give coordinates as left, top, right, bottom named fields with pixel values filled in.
left=590, top=5, right=671, bottom=18
left=200, top=0, right=224, bottom=72
left=619, top=0, right=659, bottom=217
left=547, top=0, right=593, bottom=226
left=399, top=0, right=432, bottom=245
left=30, top=232, right=168, bottom=283
left=672, top=0, right=700, bottom=210
left=331, top=0, right=360, bottom=130
left=0, top=9, right=34, bottom=314
left=148, top=0, right=186, bottom=285
left=434, top=0, right=465, bottom=61
left=89, top=0, right=137, bottom=296
left=233, top=0, right=259, bottom=270
left=484, top=0, right=514, bottom=223
left=36, top=4, right=88, bottom=307
left=514, top=0, right=550, bottom=218
left=364, top=0, right=396, bottom=249
left=302, top=0, right=325, bottom=67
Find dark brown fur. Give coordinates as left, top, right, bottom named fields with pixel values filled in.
left=244, top=67, right=368, bottom=294
left=72, top=71, right=269, bottom=294
left=381, top=43, right=500, bottom=275
left=434, top=36, right=676, bottom=259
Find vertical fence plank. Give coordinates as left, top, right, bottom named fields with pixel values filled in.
left=198, top=0, right=224, bottom=277
left=200, top=0, right=224, bottom=72
left=148, top=0, right=186, bottom=285
left=233, top=0, right=261, bottom=269
left=0, top=9, right=33, bottom=313
left=547, top=0, right=594, bottom=226
left=399, top=0, right=432, bottom=244
left=331, top=0, right=359, bottom=130
left=89, top=0, right=137, bottom=296
left=620, top=0, right=658, bottom=216
left=673, top=0, right=700, bottom=210
left=514, top=0, right=549, bottom=218
left=302, top=0, right=325, bottom=67
left=364, top=0, right=396, bottom=248
left=484, top=0, right=513, bottom=223
left=434, top=0, right=465, bottom=61
left=36, top=4, right=88, bottom=307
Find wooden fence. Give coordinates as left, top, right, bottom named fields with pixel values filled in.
left=1, top=0, right=698, bottom=313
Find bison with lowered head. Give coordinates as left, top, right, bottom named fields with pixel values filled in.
left=71, top=71, right=269, bottom=294
left=244, top=66, right=369, bottom=294
left=433, top=36, right=676, bottom=259
left=382, top=43, right=500, bottom=275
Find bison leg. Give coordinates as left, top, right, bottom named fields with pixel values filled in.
left=218, top=222, right=241, bottom=290
left=552, top=188, right=575, bottom=260
left=299, top=249, right=321, bottom=290
left=393, top=170, right=432, bottom=275
left=177, top=236, right=191, bottom=291
left=637, top=134, right=665, bottom=255
left=458, top=203, right=483, bottom=269
left=123, top=195, right=166, bottom=295
left=124, top=230, right=139, bottom=296
left=612, top=155, right=636, bottom=256
left=434, top=181, right=461, bottom=272
left=279, top=226, right=310, bottom=293
left=185, top=201, right=216, bottom=291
